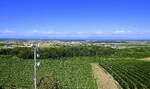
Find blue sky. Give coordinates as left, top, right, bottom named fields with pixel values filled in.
left=0, top=0, right=150, bottom=39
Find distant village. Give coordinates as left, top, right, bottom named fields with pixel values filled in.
left=0, top=40, right=150, bottom=49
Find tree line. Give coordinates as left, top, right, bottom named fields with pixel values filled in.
left=0, top=46, right=115, bottom=59
left=0, top=46, right=150, bottom=59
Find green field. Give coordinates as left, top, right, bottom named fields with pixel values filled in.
left=99, top=58, right=150, bottom=89
left=1, top=46, right=150, bottom=89
left=0, top=56, right=97, bottom=89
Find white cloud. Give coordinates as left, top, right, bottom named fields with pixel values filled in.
left=47, top=30, right=53, bottom=34
left=33, top=30, right=39, bottom=33
left=32, top=30, right=53, bottom=34
left=77, top=32, right=86, bottom=34
left=114, top=30, right=133, bottom=34
left=93, top=32, right=103, bottom=34
left=114, top=30, right=125, bottom=34
left=127, top=31, right=132, bottom=33
left=0, top=30, right=16, bottom=34
left=77, top=31, right=103, bottom=35
left=31, top=29, right=105, bottom=36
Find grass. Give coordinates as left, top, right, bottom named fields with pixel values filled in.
left=0, top=56, right=98, bottom=89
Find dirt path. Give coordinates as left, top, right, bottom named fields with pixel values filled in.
left=91, top=63, right=121, bottom=89
left=137, top=57, right=150, bottom=61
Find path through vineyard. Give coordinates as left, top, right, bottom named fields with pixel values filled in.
left=137, top=57, right=150, bottom=61
left=91, top=63, right=121, bottom=89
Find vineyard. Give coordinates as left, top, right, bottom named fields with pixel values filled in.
left=1, top=50, right=150, bottom=89
left=99, top=58, right=150, bottom=89
left=0, top=56, right=97, bottom=89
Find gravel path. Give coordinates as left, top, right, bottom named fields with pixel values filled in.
left=91, top=63, right=121, bottom=89
left=137, top=57, right=150, bottom=61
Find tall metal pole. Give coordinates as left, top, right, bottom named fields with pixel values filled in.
left=34, top=47, right=37, bottom=89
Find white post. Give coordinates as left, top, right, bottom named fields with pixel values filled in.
left=34, top=47, right=37, bottom=89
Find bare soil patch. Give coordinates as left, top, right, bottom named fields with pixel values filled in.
left=137, top=57, right=150, bottom=61
left=91, top=63, right=121, bottom=89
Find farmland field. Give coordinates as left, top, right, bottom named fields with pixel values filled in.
left=0, top=56, right=98, bottom=89
left=1, top=56, right=150, bottom=89
left=99, top=58, right=150, bottom=89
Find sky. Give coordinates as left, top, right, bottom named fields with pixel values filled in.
left=0, top=0, right=150, bottom=39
